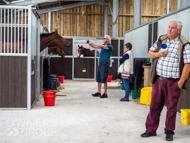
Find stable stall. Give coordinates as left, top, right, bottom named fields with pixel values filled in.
left=0, top=6, right=46, bottom=110
left=49, top=37, right=124, bottom=81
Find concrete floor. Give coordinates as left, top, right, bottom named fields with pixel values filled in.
left=0, top=80, right=190, bottom=143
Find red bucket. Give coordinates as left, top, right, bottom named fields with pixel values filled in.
left=107, top=75, right=112, bottom=82
left=58, top=76, right=65, bottom=84
left=43, top=91, right=56, bottom=106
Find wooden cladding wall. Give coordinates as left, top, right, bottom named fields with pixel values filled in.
left=40, top=0, right=178, bottom=37
left=50, top=58, right=72, bottom=79
left=0, top=56, right=27, bottom=108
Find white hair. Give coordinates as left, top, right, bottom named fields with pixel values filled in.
left=170, top=19, right=183, bottom=30
left=105, top=35, right=111, bottom=42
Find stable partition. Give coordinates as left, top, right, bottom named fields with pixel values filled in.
left=0, top=6, right=43, bottom=110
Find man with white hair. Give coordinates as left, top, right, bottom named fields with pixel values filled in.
left=87, top=35, right=113, bottom=98
left=141, top=19, right=190, bottom=141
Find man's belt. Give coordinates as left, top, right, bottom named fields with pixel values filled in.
left=158, top=76, right=179, bottom=81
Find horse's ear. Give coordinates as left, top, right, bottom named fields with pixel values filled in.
left=54, top=29, right=58, bottom=34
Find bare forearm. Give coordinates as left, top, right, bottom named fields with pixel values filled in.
left=87, top=38, right=109, bottom=49
left=178, top=63, right=190, bottom=87
left=89, top=43, right=109, bottom=50
left=148, top=50, right=160, bottom=58
left=148, top=50, right=167, bottom=58
left=89, top=43, right=102, bottom=49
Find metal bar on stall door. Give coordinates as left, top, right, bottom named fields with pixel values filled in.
left=0, top=53, right=27, bottom=56
left=0, top=8, right=2, bottom=53
left=11, top=9, right=13, bottom=53
left=18, top=9, right=20, bottom=53
left=21, top=9, right=23, bottom=53
left=25, top=9, right=26, bottom=53
left=27, top=6, right=32, bottom=110
left=4, top=8, right=6, bottom=53
left=0, top=108, right=27, bottom=110
left=37, top=19, right=41, bottom=101
left=14, top=9, right=16, bottom=53
left=7, top=9, right=9, bottom=53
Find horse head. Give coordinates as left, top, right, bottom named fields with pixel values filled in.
left=56, top=46, right=65, bottom=58
left=48, top=45, right=65, bottom=58
left=78, top=45, right=84, bottom=57
left=52, top=30, right=71, bottom=48
left=78, top=45, right=84, bottom=49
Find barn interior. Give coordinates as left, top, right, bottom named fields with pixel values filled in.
left=0, top=0, right=190, bottom=142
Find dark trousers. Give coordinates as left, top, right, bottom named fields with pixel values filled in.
left=145, top=77, right=180, bottom=135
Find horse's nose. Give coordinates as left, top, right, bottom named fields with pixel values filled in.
left=61, top=54, right=65, bottom=58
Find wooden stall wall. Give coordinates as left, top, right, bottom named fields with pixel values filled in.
left=120, top=39, right=124, bottom=56
left=111, top=39, right=119, bottom=56
left=50, top=58, right=72, bottom=79
left=117, top=0, right=134, bottom=37
left=49, top=38, right=73, bottom=79
left=74, top=58, right=95, bottom=79
left=169, top=0, right=178, bottom=13
left=141, top=0, right=178, bottom=24
left=142, top=0, right=165, bottom=24
left=40, top=0, right=178, bottom=37
left=0, top=57, right=27, bottom=108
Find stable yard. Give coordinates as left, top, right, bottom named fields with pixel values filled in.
left=0, top=80, right=189, bottom=143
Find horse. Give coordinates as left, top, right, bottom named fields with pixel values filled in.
left=0, top=29, right=71, bottom=53
left=48, top=44, right=65, bottom=58
left=78, top=45, right=96, bottom=58
left=40, top=30, right=71, bottom=52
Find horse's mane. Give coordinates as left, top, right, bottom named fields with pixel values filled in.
left=40, top=32, right=55, bottom=37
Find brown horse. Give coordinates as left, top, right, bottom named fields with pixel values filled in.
left=78, top=45, right=96, bottom=58
left=48, top=44, right=65, bottom=58
left=40, top=30, right=71, bottom=52
left=0, top=30, right=71, bottom=53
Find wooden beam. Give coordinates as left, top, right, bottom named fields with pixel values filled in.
left=59, top=12, right=162, bottom=17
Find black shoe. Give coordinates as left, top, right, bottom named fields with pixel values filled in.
left=165, top=130, right=173, bottom=141
left=120, top=98, right=129, bottom=101
left=92, top=92, right=101, bottom=97
left=141, top=132, right=157, bottom=137
left=100, top=93, right=108, bottom=98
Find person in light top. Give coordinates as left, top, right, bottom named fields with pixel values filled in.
left=118, top=42, right=134, bottom=101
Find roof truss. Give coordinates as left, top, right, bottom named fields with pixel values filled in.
left=38, top=1, right=104, bottom=14
left=7, top=0, right=105, bottom=6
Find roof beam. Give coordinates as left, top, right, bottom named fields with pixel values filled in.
left=7, top=0, right=106, bottom=6
left=2, top=0, right=10, bottom=4
left=38, top=1, right=102, bottom=14
left=113, top=0, right=125, bottom=24
left=8, top=0, right=59, bottom=6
